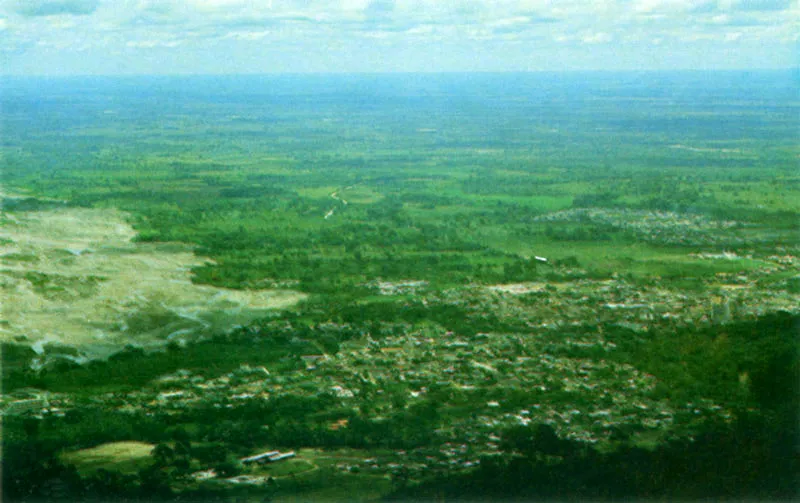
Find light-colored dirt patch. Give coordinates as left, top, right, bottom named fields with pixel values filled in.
left=1, top=206, right=306, bottom=357
left=719, top=284, right=748, bottom=290
left=487, top=282, right=548, bottom=295
left=372, top=280, right=428, bottom=295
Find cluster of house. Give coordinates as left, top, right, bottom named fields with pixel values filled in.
left=0, top=388, right=70, bottom=418
left=48, top=258, right=792, bottom=461
left=5, top=242, right=795, bottom=482
left=532, top=207, right=766, bottom=247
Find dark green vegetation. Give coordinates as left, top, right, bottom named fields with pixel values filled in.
left=2, top=71, right=799, bottom=501
left=3, top=73, right=797, bottom=294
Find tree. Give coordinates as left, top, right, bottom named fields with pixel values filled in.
left=215, top=455, right=243, bottom=478
left=152, top=443, right=175, bottom=467
left=138, top=464, right=173, bottom=499
left=501, top=423, right=577, bottom=459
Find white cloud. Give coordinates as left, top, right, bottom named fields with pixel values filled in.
left=490, top=16, right=532, bottom=27
left=191, top=0, right=254, bottom=9
left=222, top=30, right=270, bottom=40
left=126, top=38, right=181, bottom=48
left=634, top=0, right=695, bottom=13
left=1, top=0, right=796, bottom=73
left=724, top=31, right=743, bottom=41
left=9, top=0, right=99, bottom=17
left=722, top=0, right=794, bottom=11
left=581, top=31, right=613, bottom=44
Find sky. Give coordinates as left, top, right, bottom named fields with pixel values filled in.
left=1, top=0, right=798, bottom=75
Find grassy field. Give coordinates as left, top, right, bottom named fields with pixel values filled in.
left=60, top=441, right=155, bottom=475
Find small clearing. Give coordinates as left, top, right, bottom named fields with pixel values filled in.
left=61, top=441, right=155, bottom=475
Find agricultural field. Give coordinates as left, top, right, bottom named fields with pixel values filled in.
left=2, top=71, right=799, bottom=501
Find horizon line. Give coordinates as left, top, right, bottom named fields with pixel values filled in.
left=2, top=67, right=798, bottom=79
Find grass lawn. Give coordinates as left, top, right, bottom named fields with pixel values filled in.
left=250, top=458, right=317, bottom=478
left=60, top=441, right=155, bottom=475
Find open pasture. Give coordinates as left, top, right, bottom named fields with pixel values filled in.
left=60, top=441, right=155, bottom=475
